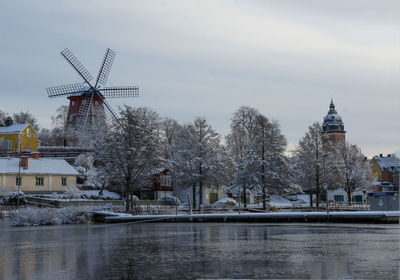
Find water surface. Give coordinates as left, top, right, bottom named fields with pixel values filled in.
left=0, top=221, right=399, bottom=279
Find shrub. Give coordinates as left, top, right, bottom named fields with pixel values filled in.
left=9, top=206, right=92, bottom=227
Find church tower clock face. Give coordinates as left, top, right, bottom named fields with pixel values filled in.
left=322, top=99, right=346, bottom=145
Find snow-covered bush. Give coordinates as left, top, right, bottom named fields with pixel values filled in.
left=64, top=187, right=83, bottom=200
left=9, top=206, right=93, bottom=226
left=57, top=206, right=92, bottom=224
left=9, top=207, right=59, bottom=226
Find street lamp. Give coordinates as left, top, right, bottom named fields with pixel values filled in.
left=322, top=152, right=331, bottom=214
left=17, top=138, right=21, bottom=208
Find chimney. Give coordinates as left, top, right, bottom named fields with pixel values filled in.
left=31, top=152, right=39, bottom=159
left=387, top=154, right=391, bottom=157
left=20, top=156, right=28, bottom=169
left=379, top=154, right=383, bottom=157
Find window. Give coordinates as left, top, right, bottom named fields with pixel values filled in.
left=95, top=101, right=99, bottom=106
left=6, top=140, right=12, bottom=149
left=16, top=177, right=22, bottom=186
left=26, top=128, right=31, bottom=136
left=334, top=195, right=344, bottom=202
left=71, top=100, right=75, bottom=106
left=160, top=175, right=171, bottom=187
left=61, top=177, right=67, bottom=186
left=35, top=177, right=44, bottom=186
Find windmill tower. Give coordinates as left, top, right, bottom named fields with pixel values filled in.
left=47, top=48, right=139, bottom=133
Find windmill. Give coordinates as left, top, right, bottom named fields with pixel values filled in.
left=47, top=48, right=139, bottom=132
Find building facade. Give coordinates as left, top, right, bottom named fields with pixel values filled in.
left=0, top=156, right=79, bottom=194
left=370, top=154, right=399, bottom=191
left=0, top=122, right=38, bottom=152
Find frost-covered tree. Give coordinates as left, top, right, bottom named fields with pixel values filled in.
left=13, top=111, right=40, bottom=131
left=93, top=106, right=164, bottom=212
left=0, top=109, right=6, bottom=126
left=226, top=106, right=258, bottom=207
left=174, top=118, right=233, bottom=209
left=336, top=142, right=372, bottom=204
left=294, top=123, right=324, bottom=208
left=160, top=118, right=182, bottom=162
left=227, top=107, right=289, bottom=210
left=74, top=153, right=94, bottom=184
left=294, top=122, right=342, bottom=209
left=51, top=105, right=69, bottom=129
left=248, top=115, right=289, bottom=210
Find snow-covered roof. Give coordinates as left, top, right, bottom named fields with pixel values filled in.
left=0, top=124, right=29, bottom=134
left=373, top=155, right=400, bottom=172
left=0, top=158, right=79, bottom=175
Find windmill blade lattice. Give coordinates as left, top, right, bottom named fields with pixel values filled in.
left=47, top=83, right=87, bottom=98
left=95, top=48, right=116, bottom=87
left=61, top=48, right=93, bottom=84
left=99, top=86, right=139, bottom=98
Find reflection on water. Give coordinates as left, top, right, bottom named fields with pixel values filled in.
left=0, top=221, right=399, bottom=279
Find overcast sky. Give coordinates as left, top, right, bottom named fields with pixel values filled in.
left=0, top=0, right=399, bottom=157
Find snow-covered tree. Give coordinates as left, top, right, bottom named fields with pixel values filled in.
left=92, top=106, right=165, bottom=212
left=174, top=118, right=233, bottom=209
left=294, top=123, right=324, bottom=208
left=294, top=122, right=343, bottom=209
left=226, top=106, right=258, bottom=207
left=249, top=115, right=289, bottom=210
left=227, top=107, right=289, bottom=210
left=13, top=111, right=40, bottom=131
left=336, top=142, right=372, bottom=204
left=0, top=109, right=6, bottom=126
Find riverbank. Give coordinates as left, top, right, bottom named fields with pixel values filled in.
left=93, top=210, right=400, bottom=224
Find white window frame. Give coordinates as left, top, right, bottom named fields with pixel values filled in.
left=35, top=177, right=44, bottom=186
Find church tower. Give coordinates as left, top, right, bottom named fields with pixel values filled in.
left=322, top=99, right=346, bottom=145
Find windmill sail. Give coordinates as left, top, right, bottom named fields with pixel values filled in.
left=47, top=47, right=139, bottom=137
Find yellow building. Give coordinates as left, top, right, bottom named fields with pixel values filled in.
left=0, top=157, right=79, bottom=193
left=0, top=123, right=38, bottom=152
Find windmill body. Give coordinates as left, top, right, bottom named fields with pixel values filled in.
left=66, top=94, right=105, bottom=129
left=47, top=48, right=139, bottom=135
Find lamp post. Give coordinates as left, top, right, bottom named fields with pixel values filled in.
left=237, top=168, right=241, bottom=215
left=17, top=138, right=21, bottom=208
left=322, top=152, right=331, bottom=214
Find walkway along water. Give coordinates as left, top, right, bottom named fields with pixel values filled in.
left=92, top=211, right=400, bottom=224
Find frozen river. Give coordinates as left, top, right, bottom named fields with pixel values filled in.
left=0, top=221, right=399, bottom=279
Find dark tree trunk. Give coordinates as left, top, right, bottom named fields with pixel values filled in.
left=199, top=163, right=203, bottom=211
left=347, top=189, right=352, bottom=206
left=262, top=187, right=267, bottom=211
left=199, top=180, right=203, bottom=211
left=309, top=193, right=313, bottom=209
left=192, top=184, right=196, bottom=209
left=243, top=186, right=247, bottom=208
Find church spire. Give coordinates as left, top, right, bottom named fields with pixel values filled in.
left=322, top=99, right=345, bottom=144
left=329, top=98, right=337, bottom=114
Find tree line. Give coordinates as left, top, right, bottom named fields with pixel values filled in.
left=0, top=105, right=372, bottom=211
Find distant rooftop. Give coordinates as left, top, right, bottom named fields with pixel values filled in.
left=0, top=158, right=79, bottom=175
left=373, top=155, right=400, bottom=172
left=0, top=124, right=29, bottom=134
